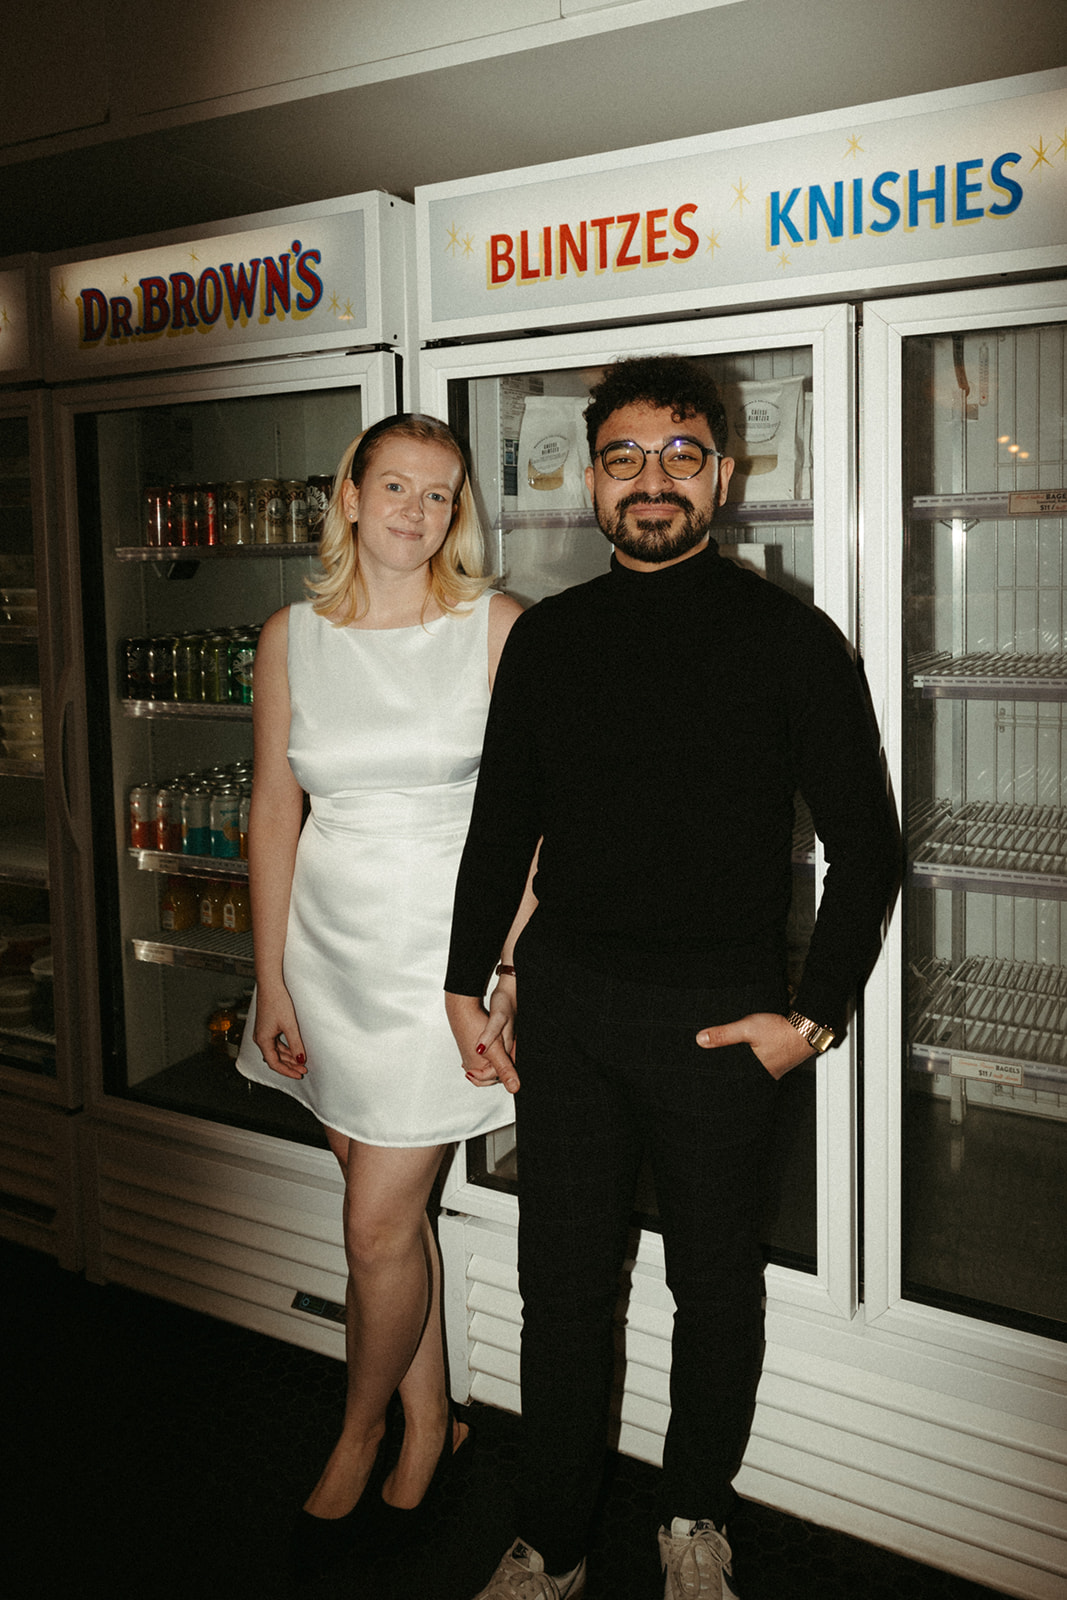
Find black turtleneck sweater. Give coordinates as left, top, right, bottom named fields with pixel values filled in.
left=446, top=540, right=898, bottom=1035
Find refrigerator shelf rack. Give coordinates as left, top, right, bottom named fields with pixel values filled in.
left=113, top=542, right=319, bottom=563
left=128, top=848, right=248, bottom=880
left=494, top=500, right=814, bottom=532
left=908, top=800, right=1067, bottom=899
left=0, top=757, right=44, bottom=778
left=0, top=1024, right=56, bottom=1068
left=0, top=823, right=49, bottom=886
left=0, top=625, right=39, bottom=643
left=910, top=490, right=1067, bottom=521
left=908, top=955, right=1067, bottom=1088
left=909, top=651, right=1067, bottom=700
left=131, top=926, right=254, bottom=977
left=121, top=699, right=252, bottom=721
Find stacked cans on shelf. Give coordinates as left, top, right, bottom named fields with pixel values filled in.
left=142, top=476, right=334, bottom=547
left=121, top=626, right=260, bottom=704
left=129, top=762, right=253, bottom=861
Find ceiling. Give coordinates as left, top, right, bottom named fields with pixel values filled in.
left=3, top=0, right=1065, bottom=260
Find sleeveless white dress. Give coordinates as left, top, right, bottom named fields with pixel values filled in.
left=236, top=594, right=515, bottom=1147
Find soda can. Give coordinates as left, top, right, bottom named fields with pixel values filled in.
left=181, top=784, right=212, bottom=856
left=306, top=475, right=333, bottom=540
left=283, top=480, right=309, bottom=543
left=146, top=635, right=178, bottom=701
left=228, top=629, right=258, bottom=705
left=122, top=637, right=151, bottom=700
left=174, top=634, right=202, bottom=702
left=143, top=488, right=167, bottom=547
left=252, top=479, right=285, bottom=544
left=221, top=481, right=251, bottom=545
left=198, top=484, right=220, bottom=546
left=210, top=784, right=241, bottom=858
left=129, top=782, right=155, bottom=849
left=154, top=784, right=183, bottom=853
left=238, top=788, right=252, bottom=860
left=167, top=486, right=195, bottom=547
left=199, top=632, right=231, bottom=703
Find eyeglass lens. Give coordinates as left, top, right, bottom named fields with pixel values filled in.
left=599, top=439, right=715, bottom=480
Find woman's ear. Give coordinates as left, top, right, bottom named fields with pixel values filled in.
left=341, top=478, right=359, bottom=524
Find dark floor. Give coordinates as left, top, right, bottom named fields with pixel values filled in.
left=0, top=1239, right=1009, bottom=1600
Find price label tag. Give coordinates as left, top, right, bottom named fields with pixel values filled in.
left=1007, top=489, right=1067, bottom=516
left=950, top=1053, right=1024, bottom=1086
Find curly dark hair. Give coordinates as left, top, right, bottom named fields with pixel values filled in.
left=583, top=354, right=728, bottom=456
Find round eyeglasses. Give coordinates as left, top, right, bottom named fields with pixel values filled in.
left=592, top=437, right=722, bottom=481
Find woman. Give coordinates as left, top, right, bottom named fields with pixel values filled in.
left=236, top=413, right=523, bottom=1564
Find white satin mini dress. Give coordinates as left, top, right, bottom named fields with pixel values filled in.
left=236, top=593, right=514, bottom=1147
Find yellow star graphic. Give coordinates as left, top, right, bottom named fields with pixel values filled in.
left=189, top=250, right=199, bottom=264
left=1056, top=128, right=1067, bottom=159
left=57, top=280, right=69, bottom=304
left=122, top=273, right=129, bottom=286
left=778, top=250, right=792, bottom=269
left=844, top=135, right=864, bottom=158
left=731, top=180, right=750, bottom=212
left=446, top=222, right=461, bottom=256
left=706, top=230, right=722, bottom=255
left=1, top=307, right=9, bottom=328
left=1029, top=136, right=1051, bottom=171
left=342, top=299, right=355, bottom=320
left=329, top=293, right=340, bottom=313
left=462, top=233, right=475, bottom=257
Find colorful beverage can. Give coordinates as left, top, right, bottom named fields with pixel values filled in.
left=122, top=637, right=151, bottom=700
left=181, top=784, right=212, bottom=856
left=154, top=784, right=183, bottom=853
left=143, top=488, right=167, bottom=547
left=221, top=481, right=251, bottom=545
left=197, top=484, right=220, bottom=546
left=167, top=486, right=195, bottom=547
left=228, top=629, right=257, bottom=705
left=129, top=782, right=155, bottom=849
left=252, top=479, right=285, bottom=544
left=306, top=475, right=333, bottom=540
left=146, top=636, right=177, bottom=701
left=210, top=785, right=241, bottom=858
left=283, top=481, right=309, bottom=543
left=174, top=634, right=202, bottom=702
left=199, top=632, right=231, bottom=703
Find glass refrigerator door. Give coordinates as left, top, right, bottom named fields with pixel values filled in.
left=62, top=351, right=398, bottom=1145
left=0, top=394, right=60, bottom=1091
left=424, top=305, right=859, bottom=1306
left=865, top=285, right=1067, bottom=1339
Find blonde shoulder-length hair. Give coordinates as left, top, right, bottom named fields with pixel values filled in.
left=306, top=413, right=490, bottom=626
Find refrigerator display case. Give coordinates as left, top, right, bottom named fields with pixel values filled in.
left=0, top=255, right=92, bottom=1264
left=863, top=283, right=1067, bottom=1338
left=45, top=196, right=415, bottom=1349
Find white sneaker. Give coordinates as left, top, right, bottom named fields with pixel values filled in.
left=658, top=1517, right=739, bottom=1599
left=470, top=1538, right=587, bottom=1600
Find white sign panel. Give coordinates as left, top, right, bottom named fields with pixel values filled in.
left=0, top=267, right=32, bottom=377
left=45, top=197, right=410, bottom=379
left=420, top=71, right=1067, bottom=338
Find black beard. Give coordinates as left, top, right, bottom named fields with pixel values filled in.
left=594, top=489, right=716, bottom=564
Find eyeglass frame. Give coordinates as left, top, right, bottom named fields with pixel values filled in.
left=591, top=435, right=724, bottom=481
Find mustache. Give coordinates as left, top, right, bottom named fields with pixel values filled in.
left=616, top=490, right=692, bottom=514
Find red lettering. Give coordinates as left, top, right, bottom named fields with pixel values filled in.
left=197, top=269, right=223, bottom=325
left=615, top=213, right=642, bottom=269
left=489, top=234, right=515, bottom=286
left=140, top=276, right=170, bottom=335
left=671, top=203, right=700, bottom=260
left=542, top=226, right=552, bottom=279
left=590, top=217, right=614, bottom=271
left=109, top=297, right=133, bottom=339
left=559, top=222, right=587, bottom=276
left=519, top=231, right=541, bottom=282
left=169, top=272, right=198, bottom=330
left=645, top=208, right=670, bottom=264
left=79, top=288, right=109, bottom=343
left=263, top=254, right=290, bottom=317
left=220, top=259, right=261, bottom=322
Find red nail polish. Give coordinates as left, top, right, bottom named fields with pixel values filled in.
left=297, top=1054, right=306, bottom=1065
left=475, top=1043, right=486, bottom=1055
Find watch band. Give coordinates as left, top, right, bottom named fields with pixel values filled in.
left=787, top=1009, right=835, bottom=1053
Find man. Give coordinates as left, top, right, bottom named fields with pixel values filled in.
left=445, top=355, right=898, bottom=1600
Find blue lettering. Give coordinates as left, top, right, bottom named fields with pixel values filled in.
left=954, top=159, right=985, bottom=222
left=988, top=152, right=1023, bottom=217
left=808, top=181, right=844, bottom=241
left=869, top=171, right=901, bottom=234
left=769, top=188, right=803, bottom=247
left=907, top=166, right=947, bottom=228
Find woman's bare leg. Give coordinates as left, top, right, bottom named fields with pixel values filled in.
left=303, top=1132, right=449, bottom=1520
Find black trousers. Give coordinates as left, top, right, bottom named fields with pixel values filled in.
left=512, top=936, right=787, bottom=1572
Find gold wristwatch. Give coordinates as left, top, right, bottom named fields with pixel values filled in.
left=787, top=1010, right=836, bottom=1054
